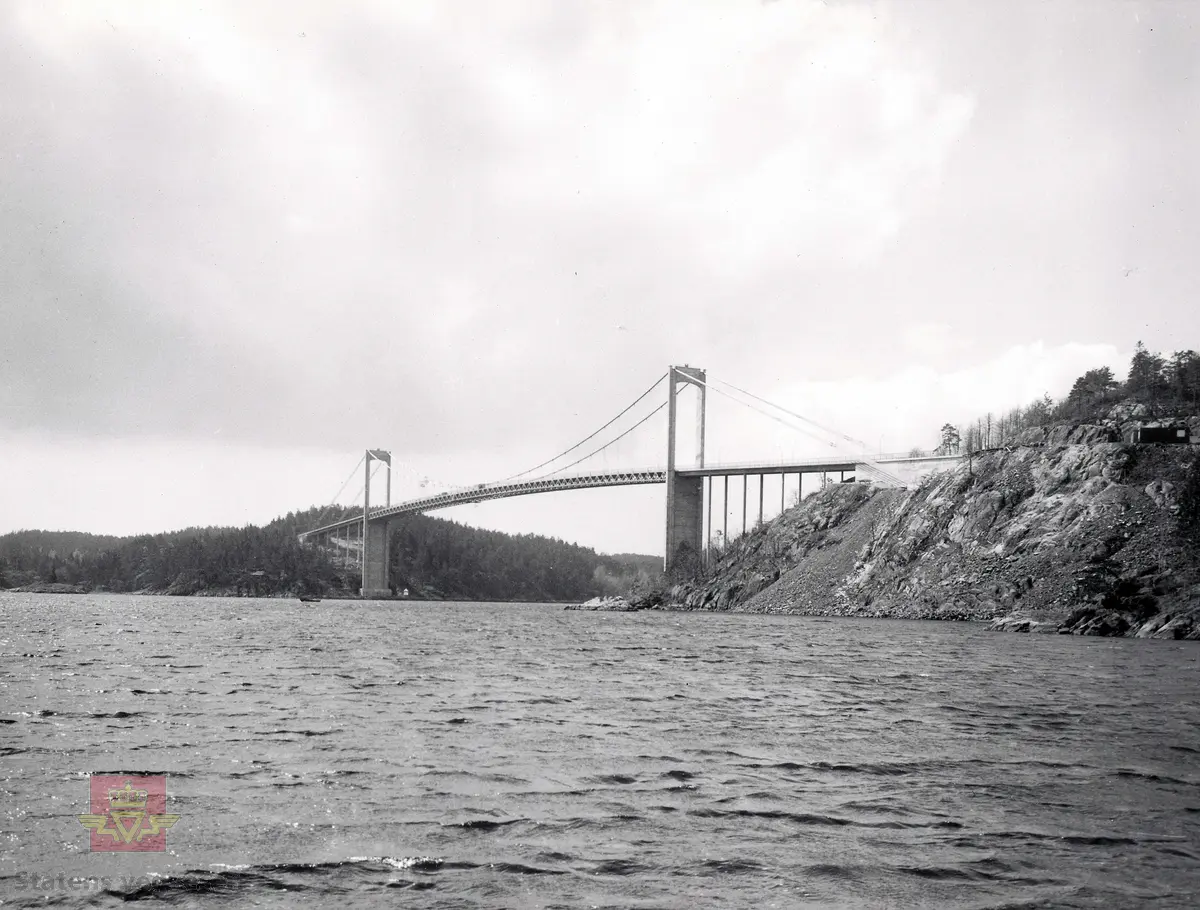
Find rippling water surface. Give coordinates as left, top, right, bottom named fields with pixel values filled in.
left=1, top=593, right=1199, bottom=909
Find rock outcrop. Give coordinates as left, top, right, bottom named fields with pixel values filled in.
left=567, top=595, right=638, bottom=611
left=6, top=581, right=88, bottom=594
left=664, top=433, right=1200, bottom=638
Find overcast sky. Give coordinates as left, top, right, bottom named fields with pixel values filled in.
left=2, top=0, right=1197, bottom=555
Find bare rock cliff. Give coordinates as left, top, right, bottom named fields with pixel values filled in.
left=665, top=438, right=1200, bottom=638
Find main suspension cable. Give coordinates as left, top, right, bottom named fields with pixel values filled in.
left=305, top=454, right=368, bottom=528
left=655, top=370, right=837, bottom=450
left=713, top=377, right=873, bottom=452
left=348, top=458, right=388, bottom=508
left=708, top=376, right=905, bottom=486
left=541, top=400, right=667, bottom=478
left=329, top=453, right=366, bottom=505
left=709, top=386, right=838, bottom=449
left=497, top=372, right=668, bottom=482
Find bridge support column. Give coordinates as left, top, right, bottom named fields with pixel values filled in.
left=665, top=365, right=706, bottom=576
left=723, top=476, right=729, bottom=546
left=666, top=474, right=704, bottom=577
left=742, top=476, right=747, bottom=536
left=705, top=476, right=713, bottom=566
left=362, top=519, right=392, bottom=599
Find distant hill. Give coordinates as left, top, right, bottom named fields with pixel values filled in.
left=0, top=529, right=123, bottom=556
left=0, top=506, right=661, bottom=601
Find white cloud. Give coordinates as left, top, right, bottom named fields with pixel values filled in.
left=481, top=1, right=975, bottom=273
left=900, top=322, right=970, bottom=359
left=767, top=340, right=1125, bottom=455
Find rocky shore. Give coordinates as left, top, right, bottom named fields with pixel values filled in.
left=566, top=593, right=662, bottom=611
left=566, top=595, right=637, bottom=611
left=4, top=581, right=89, bottom=594
left=662, top=419, right=1200, bottom=638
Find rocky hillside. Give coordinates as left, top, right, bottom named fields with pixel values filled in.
left=665, top=417, right=1200, bottom=639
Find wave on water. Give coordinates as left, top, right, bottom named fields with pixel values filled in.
left=5, top=596, right=1200, bottom=910
left=86, top=855, right=585, bottom=905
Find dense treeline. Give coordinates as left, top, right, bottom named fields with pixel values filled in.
left=931, top=342, right=1199, bottom=454
left=0, top=505, right=661, bottom=601
left=0, top=514, right=342, bottom=595
left=384, top=513, right=658, bottom=601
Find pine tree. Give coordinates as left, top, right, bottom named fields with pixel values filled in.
left=1066, top=367, right=1117, bottom=417
left=1126, top=342, right=1166, bottom=406
left=939, top=423, right=961, bottom=454
left=1168, top=350, right=1200, bottom=406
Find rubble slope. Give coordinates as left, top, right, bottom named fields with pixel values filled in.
left=665, top=437, right=1200, bottom=638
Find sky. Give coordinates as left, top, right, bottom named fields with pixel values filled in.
left=2, top=0, right=1198, bottom=556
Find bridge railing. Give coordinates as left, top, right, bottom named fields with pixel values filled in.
left=685, top=455, right=855, bottom=472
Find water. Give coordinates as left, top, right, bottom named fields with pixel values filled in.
left=1, top=593, right=1198, bottom=909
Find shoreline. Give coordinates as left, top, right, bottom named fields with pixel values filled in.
left=0, top=586, right=578, bottom=605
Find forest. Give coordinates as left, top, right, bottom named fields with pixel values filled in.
left=0, top=506, right=661, bottom=601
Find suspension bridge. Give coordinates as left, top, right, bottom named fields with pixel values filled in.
left=297, top=366, right=961, bottom=596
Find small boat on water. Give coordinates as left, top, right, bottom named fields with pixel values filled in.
left=298, top=595, right=322, bottom=603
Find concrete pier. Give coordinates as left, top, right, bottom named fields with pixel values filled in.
left=666, top=473, right=704, bottom=575
left=362, top=518, right=392, bottom=598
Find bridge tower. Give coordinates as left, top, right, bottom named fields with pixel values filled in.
left=665, top=365, right=706, bottom=576
left=361, top=449, right=392, bottom=598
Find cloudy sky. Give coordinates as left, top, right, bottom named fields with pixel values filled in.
left=2, top=0, right=1197, bottom=555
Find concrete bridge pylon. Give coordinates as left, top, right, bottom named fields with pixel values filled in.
left=665, top=365, right=706, bottom=577
left=361, top=449, right=392, bottom=598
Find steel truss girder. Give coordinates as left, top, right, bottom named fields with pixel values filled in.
left=299, top=470, right=666, bottom=540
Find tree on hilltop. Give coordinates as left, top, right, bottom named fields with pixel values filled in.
left=938, top=423, right=961, bottom=455
left=1126, top=342, right=1167, bottom=406
left=1023, top=394, right=1054, bottom=427
left=1067, top=367, right=1118, bottom=416
left=1167, top=350, right=1200, bottom=406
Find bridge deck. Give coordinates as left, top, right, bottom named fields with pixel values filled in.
left=298, top=454, right=962, bottom=539
left=678, top=454, right=962, bottom=476
left=300, top=469, right=665, bottom=539
left=677, top=461, right=857, bottom=477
